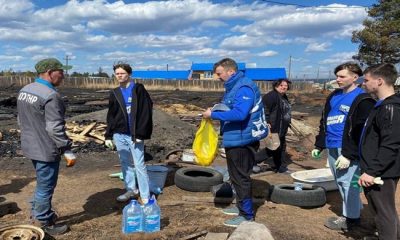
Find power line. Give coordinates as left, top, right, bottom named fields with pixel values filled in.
left=260, top=0, right=371, bottom=9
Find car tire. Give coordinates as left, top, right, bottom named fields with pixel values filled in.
left=174, top=167, right=223, bottom=192
left=270, top=183, right=326, bottom=208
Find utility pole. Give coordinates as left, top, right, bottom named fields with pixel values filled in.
left=288, top=55, right=292, bottom=80
left=64, top=55, right=71, bottom=76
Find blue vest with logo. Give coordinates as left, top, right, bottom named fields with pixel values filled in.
left=326, top=87, right=364, bottom=148
left=221, top=72, right=268, bottom=147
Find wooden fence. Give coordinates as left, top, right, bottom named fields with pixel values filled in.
left=0, top=76, right=314, bottom=93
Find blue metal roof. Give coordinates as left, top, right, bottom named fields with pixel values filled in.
left=132, top=70, right=191, bottom=80
left=245, top=68, right=286, bottom=81
left=191, top=63, right=246, bottom=71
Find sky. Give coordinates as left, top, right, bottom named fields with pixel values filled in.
left=0, top=0, right=379, bottom=79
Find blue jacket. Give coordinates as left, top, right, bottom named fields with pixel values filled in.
left=212, top=71, right=268, bottom=147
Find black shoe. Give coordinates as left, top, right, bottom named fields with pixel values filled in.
left=42, top=223, right=69, bottom=235
left=274, top=166, right=292, bottom=174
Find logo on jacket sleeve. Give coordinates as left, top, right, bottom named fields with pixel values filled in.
left=18, top=92, right=38, bottom=104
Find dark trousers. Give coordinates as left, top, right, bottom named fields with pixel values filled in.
left=226, top=142, right=258, bottom=220
left=364, top=178, right=400, bottom=240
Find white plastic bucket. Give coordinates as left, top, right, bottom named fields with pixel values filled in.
left=147, top=165, right=169, bottom=193
left=290, top=168, right=338, bottom=191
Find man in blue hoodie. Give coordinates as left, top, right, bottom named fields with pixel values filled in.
left=202, top=58, right=268, bottom=227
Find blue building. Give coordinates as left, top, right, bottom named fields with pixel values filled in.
left=191, top=63, right=246, bottom=80
left=131, top=63, right=286, bottom=81
left=244, top=68, right=287, bottom=81
left=132, top=70, right=191, bottom=80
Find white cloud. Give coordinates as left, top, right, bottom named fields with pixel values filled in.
left=320, top=51, right=357, bottom=65
left=305, top=42, right=331, bottom=52
left=32, top=55, right=53, bottom=61
left=220, top=34, right=291, bottom=49
left=258, top=51, right=278, bottom=57
left=326, top=24, right=364, bottom=38
left=0, top=0, right=33, bottom=22
left=232, top=4, right=367, bottom=39
left=0, top=27, right=74, bottom=41
left=0, top=55, right=24, bottom=61
left=21, top=45, right=53, bottom=54
left=200, top=20, right=228, bottom=28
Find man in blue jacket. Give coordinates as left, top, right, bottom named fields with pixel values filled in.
left=359, top=63, right=400, bottom=240
left=202, top=58, right=268, bottom=227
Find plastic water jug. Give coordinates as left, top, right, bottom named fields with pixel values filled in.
left=122, top=199, right=143, bottom=234
left=143, top=196, right=161, bottom=232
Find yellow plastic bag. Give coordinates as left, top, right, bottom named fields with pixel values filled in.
left=192, top=118, right=219, bottom=166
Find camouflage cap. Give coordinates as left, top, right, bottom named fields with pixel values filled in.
left=35, top=58, right=66, bottom=73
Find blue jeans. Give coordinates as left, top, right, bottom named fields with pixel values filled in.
left=31, top=160, right=60, bottom=225
left=328, top=148, right=362, bottom=219
left=113, top=133, right=150, bottom=201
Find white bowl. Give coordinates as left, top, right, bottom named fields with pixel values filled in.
left=290, top=168, right=338, bottom=191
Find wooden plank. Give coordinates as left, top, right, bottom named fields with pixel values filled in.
left=89, top=132, right=105, bottom=141
left=67, top=132, right=90, bottom=143
left=79, top=122, right=97, bottom=136
left=66, top=122, right=79, bottom=129
left=95, top=124, right=107, bottom=130
left=72, top=126, right=84, bottom=133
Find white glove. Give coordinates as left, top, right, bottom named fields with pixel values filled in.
left=63, top=150, right=77, bottom=167
left=374, top=177, right=384, bottom=185
left=135, top=139, right=143, bottom=143
left=105, top=140, right=114, bottom=149
left=335, top=155, right=351, bottom=170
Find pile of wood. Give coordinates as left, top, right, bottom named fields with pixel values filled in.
left=65, top=121, right=106, bottom=144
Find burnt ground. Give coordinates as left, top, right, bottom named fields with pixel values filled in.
left=0, top=87, right=399, bottom=240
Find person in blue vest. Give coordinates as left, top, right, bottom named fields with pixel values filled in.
left=104, top=62, right=153, bottom=204
left=359, top=63, right=400, bottom=240
left=312, top=62, right=375, bottom=231
left=202, top=58, right=268, bottom=227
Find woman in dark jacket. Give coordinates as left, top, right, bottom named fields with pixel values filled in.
left=261, top=79, right=292, bottom=173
